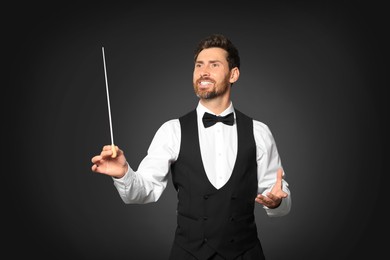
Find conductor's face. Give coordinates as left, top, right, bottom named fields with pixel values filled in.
left=193, top=47, right=232, bottom=100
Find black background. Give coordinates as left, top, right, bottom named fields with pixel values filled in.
left=6, top=1, right=386, bottom=260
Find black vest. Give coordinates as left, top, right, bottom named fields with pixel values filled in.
left=170, top=109, right=259, bottom=260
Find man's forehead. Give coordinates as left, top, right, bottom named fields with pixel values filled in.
left=196, top=47, right=228, bottom=62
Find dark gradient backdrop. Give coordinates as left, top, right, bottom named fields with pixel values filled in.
left=7, top=2, right=386, bottom=260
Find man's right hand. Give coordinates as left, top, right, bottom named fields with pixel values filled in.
left=91, top=145, right=128, bottom=178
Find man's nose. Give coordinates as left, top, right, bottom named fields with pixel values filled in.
left=200, top=68, right=210, bottom=77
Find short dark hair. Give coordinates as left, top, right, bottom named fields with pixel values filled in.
left=194, top=34, right=240, bottom=70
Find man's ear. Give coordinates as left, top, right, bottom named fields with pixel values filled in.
left=229, top=67, right=240, bottom=83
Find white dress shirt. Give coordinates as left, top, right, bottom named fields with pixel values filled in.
left=113, top=102, right=291, bottom=217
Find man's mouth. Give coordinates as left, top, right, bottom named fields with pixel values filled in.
left=198, top=80, right=214, bottom=88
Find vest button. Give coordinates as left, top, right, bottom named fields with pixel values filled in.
left=203, top=216, right=208, bottom=220
left=203, top=238, right=208, bottom=243
left=203, top=195, right=209, bottom=200
left=230, top=216, right=235, bottom=222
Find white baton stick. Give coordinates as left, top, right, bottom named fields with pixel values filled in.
left=102, top=46, right=117, bottom=158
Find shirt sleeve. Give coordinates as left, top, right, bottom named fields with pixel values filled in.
left=253, top=120, right=291, bottom=217
left=112, top=119, right=180, bottom=204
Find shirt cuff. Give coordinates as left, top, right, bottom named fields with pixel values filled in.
left=264, top=197, right=291, bottom=217
left=262, top=185, right=292, bottom=217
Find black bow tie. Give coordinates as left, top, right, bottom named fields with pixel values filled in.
left=202, top=112, right=235, bottom=128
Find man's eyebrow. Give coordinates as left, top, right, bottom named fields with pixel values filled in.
left=195, top=60, right=222, bottom=63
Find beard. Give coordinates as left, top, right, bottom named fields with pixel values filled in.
left=194, top=77, right=230, bottom=100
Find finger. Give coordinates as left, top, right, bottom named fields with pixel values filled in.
left=255, top=197, right=272, bottom=207
left=91, top=163, right=104, bottom=173
left=91, top=155, right=103, bottom=164
left=104, top=145, right=122, bottom=158
left=268, top=188, right=288, bottom=200
left=267, top=191, right=287, bottom=200
left=100, top=149, right=114, bottom=158
left=91, top=164, right=108, bottom=175
left=103, top=145, right=113, bottom=151
left=266, top=192, right=277, bottom=201
left=256, top=194, right=284, bottom=208
left=255, top=194, right=272, bottom=205
left=275, top=168, right=284, bottom=187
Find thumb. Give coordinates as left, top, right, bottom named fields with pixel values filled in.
left=270, top=168, right=288, bottom=198
left=275, top=168, right=284, bottom=189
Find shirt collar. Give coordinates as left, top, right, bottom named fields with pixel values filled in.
left=196, top=101, right=235, bottom=118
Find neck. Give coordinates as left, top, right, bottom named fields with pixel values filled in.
left=200, top=95, right=231, bottom=115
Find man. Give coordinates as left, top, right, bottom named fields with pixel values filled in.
left=91, top=34, right=291, bottom=260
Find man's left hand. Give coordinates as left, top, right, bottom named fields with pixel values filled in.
left=255, top=168, right=288, bottom=209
